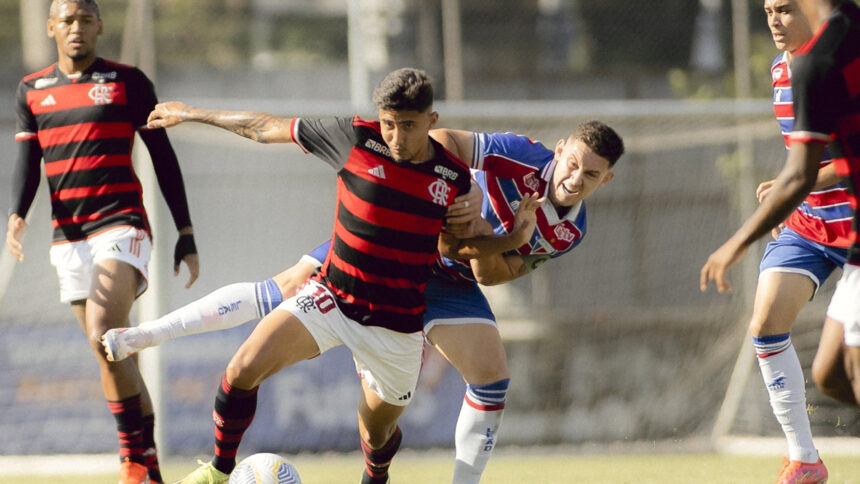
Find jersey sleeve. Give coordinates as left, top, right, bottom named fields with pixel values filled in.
left=790, top=55, right=838, bottom=144
left=472, top=132, right=553, bottom=178
left=14, top=81, right=37, bottom=141
left=290, top=117, right=357, bottom=171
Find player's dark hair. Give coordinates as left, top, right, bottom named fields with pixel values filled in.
left=372, top=68, right=434, bottom=112
left=50, top=0, right=100, bottom=19
left=572, top=120, right=624, bottom=166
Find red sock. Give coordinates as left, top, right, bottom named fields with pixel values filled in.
left=108, top=395, right=145, bottom=465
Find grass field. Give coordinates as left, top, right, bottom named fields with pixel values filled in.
left=3, top=451, right=860, bottom=484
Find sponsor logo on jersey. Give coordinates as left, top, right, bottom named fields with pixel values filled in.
left=428, top=179, right=452, bottom=206
left=40, top=94, right=57, bottom=107
left=368, top=165, right=386, bottom=179
left=364, top=138, right=392, bottom=158
left=553, top=224, right=576, bottom=243
left=434, top=164, right=459, bottom=181
left=92, top=71, right=117, bottom=81
left=523, top=172, right=540, bottom=191
left=88, top=84, right=116, bottom=105
left=34, top=77, right=58, bottom=89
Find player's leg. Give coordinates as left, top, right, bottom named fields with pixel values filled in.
left=423, top=278, right=508, bottom=484
left=101, top=249, right=325, bottom=362
left=429, top=323, right=509, bottom=484
left=750, top=232, right=842, bottom=480
left=815, top=263, right=860, bottom=406
left=177, top=305, right=321, bottom=484
left=357, top=380, right=407, bottom=484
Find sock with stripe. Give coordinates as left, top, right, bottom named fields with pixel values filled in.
left=754, top=333, right=819, bottom=463
left=136, top=279, right=283, bottom=347
left=361, top=426, right=402, bottom=484
left=108, top=394, right=146, bottom=465
left=453, top=378, right=510, bottom=484
left=142, top=413, right=163, bottom=483
left=211, top=374, right=259, bottom=475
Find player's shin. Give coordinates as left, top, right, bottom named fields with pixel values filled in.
left=139, top=279, right=282, bottom=346
left=452, top=378, right=510, bottom=484
left=754, top=334, right=819, bottom=463
left=211, top=374, right=259, bottom=475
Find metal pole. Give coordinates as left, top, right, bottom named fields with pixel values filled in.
left=441, top=0, right=464, bottom=101
left=347, top=0, right=370, bottom=109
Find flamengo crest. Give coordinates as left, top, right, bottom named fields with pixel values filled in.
left=88, top=84, right=116, bottom=105
left=428, top=179, right=451, bottom=206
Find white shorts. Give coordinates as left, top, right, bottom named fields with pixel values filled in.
left=49, top=226, right=151, bottom=303
left=277, top=279, right=424, bottom=406
left=826, top=263, right=860, bottom=347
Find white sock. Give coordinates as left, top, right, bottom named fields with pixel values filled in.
left=452, top=379, right=509, bottom=484
left=754, top=334, right=819, bottom=463
left=137, top=279, right=282, bottom=347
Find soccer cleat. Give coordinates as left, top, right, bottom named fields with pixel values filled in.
left=119, top=458, right=149, bottom=484
left=102, top=327, right=149, bottom=362
left=172, top=460, right=229, bottom=484
left=777, top=458, right=828, bottom=484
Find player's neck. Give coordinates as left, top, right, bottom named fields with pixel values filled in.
left=57, top=55, right=97, bottom=77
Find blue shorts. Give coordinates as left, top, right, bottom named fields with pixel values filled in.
left=759, top=227, right=848, bottom=292
left=423, top=277, right=496, bottom=332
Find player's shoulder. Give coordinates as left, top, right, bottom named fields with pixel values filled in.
left=21, top=64, right=58, bottom=85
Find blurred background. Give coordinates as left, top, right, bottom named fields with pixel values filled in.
left=0, top=0, right=858, bottom=458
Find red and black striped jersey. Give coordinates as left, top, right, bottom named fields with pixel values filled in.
left=790, top=2, right=860, bottom=264
left=291, top=116, right=471, bottom=333
left=15, top=58, right=158, bottom=242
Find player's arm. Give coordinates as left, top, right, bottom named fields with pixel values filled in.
left=701, top=140, right=822, bottom=292
left=430, top=128, right=476, bottom=167
left=470, top=253, right=551, bottom=286
left=147, top=101, right=294, bottom=144
left=756, top=161, right=842, bottom=202
left=6, top=136, right=43, bottom=262
left=440, top=192, right=544, bottom=260
left=138, top=126, right=200, bottom=288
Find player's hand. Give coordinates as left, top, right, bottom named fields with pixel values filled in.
left=147, top=101, right=189, bottom=130
left=512, top=192, right=544, bottom=243
left=446, top=179, right=482, bottom=225
left=6, top=214, right=26, bottom=262
left=771, top=222, right=785, bottom=240
left=173, top=231, right=199, bottom=288
left=700, top=238, right=748, bottom=294
left=756, top=179, right=775, bottom=203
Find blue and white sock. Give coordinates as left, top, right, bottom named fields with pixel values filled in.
left=138, top=279, right=283, bottom=347
left=754, top=333, right=818, bottom=463
left=453, top=378, right=510, bottom=484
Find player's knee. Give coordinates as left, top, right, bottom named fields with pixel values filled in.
left=225, top=354, right=264, bottom=388
left=747, top=312, right=785, bottom=337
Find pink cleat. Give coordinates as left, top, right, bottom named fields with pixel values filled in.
left=777, top=457, right=828, bottom=484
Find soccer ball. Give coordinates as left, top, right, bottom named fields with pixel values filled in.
left=228, top=453, right=302, bottom=484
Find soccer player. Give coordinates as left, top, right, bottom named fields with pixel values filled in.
left=152, top=68, right=475, bottom=484
left=5, top=1, right=199, bottom=483
left=701, top=2, right=860, bottom=484
left=104, top=120, right=624, bottom=483
left=735, top=1, right=851, bottom=481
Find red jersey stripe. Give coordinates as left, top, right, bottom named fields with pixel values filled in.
left=27, top=82, right=127, bottom=115
left=337, top=179, right=441, bottom=235
left=44, top=154, right=132, bottom=177
left=332, top=217, right=438, bottom=265
left=37, top=122, right=133, bottom=148
left=51, top=207, right=145, bottom=228
left=50, top=182, right=141, bottom=202
left=327, top=250, right=423, bottom=290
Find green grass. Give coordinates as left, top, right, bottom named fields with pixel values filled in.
left=4, top=452, right=860, bottom=483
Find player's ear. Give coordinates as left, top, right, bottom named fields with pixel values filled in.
left=97, top=18, right=103, bottom=35
left=47, top=18, right=55, bottom=38
left=600, top=171, right=615, bottom=186
left=428, top=111, right=439, bottom=129
left=554, top=138, right=566, bottom=157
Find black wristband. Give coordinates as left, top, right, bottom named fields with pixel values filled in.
left=174, top=233, right=197, bottom=267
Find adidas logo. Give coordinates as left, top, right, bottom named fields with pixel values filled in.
left=108, top=243, right=121, bottom=252
left=368, top=165, right=386, bottom=179
left=40, top=94, right=57, bottom=106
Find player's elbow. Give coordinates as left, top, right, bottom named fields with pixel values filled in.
left=474, top=271, right=508, bottom=286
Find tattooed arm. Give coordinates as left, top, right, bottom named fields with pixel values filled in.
left=146, top=101, right=294, bottom=144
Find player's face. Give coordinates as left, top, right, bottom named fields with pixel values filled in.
left=764, top=0, right=811, bottom=53
left=549, top=139, right=614, bottom=207
left=378, top=108, right=439, bottom=162
left=48, top=2, right=102, bottom=63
